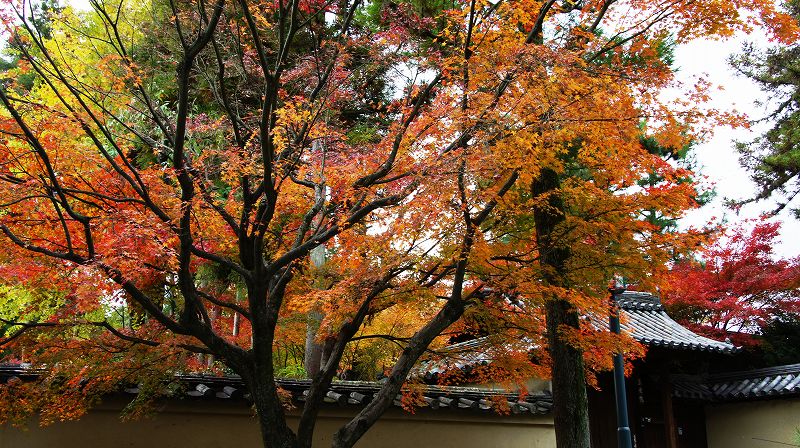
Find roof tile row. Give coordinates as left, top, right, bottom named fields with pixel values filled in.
left=673, top=363, right=800, bottom=401
left=0, top=365, right=553, bottom=415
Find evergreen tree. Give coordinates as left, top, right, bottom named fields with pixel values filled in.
left=733, top=1, right=800, bottom=217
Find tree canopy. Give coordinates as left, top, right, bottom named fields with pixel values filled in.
left=0, top=0, right=796, bottom=447
left=733, top=0, right=800, bottom=216
left=663, top=221, right=800, bottom=347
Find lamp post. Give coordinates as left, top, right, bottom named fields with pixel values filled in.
left=609, top=286, right=633, bottom=448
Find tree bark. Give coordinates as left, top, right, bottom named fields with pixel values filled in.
left=532, top=168, right=591, bottom=448
left=245, top=275, right=302, bottom=448
left=251, top=379, right=300, bottom=448
left=545, top=299, right=591, bottom=448
left=304, top=310, right=324, bottom=375
left=304, top=203, right=328, bottom=376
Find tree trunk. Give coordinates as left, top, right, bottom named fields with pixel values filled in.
left=218, top=330, right=300, bottom=448
left=245, top=277, right=302, bottom=448
left=304, top=220, right=328, bottom=376
left=304, top=310, right=324, bottom=375
left=546, top=299, right=591, bottom=448
left=319, top=337, right=335, bottom=374
left=331, top=299, right=466, bottom=448
left=252, top=382, right=300, bottom=448
left=532, top=168, right=591, bottom=448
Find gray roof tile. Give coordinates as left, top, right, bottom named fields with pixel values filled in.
left=674, top=363, right=800, bottom=401
left=616, top=292, right=735, bottom=354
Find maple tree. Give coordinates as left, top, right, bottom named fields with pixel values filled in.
left=662, top=221, right=800, bottom=347
left=0, top=0, right=796, bottom=448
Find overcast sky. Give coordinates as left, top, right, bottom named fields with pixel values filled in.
left=673, top=35, right=800, bottom=258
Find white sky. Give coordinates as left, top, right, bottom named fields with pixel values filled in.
left=673, top=35, right=800, bottom=259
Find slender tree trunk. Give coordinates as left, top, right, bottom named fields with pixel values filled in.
left=304, top=187, right=328, bottom=376
left=304, top=310, right=324, bottom=375
left=532, top=168, right=591, bottom=448
left=331, top=299, right=466, bottom=448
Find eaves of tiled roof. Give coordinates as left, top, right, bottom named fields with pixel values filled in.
left=616, top=291, right=736, bottom=354
left=418, top=291, right=736, bottom=377
left=0, top=364, right=553, bottom=416
left=673, top=363, right=800, bottom=402
left=710, top=363, right=800, bottom=401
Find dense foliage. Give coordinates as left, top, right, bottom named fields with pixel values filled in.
left=663, top=221, right=800, bottom=347
left=0, top=0, right=796, bottom=447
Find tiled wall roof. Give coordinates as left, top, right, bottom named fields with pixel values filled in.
left=0, top=365, right=553, bottom=415
left=673, top=363, right=800, bottom=401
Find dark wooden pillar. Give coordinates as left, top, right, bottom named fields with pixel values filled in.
left=660, top=373, right=678, bottom=448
